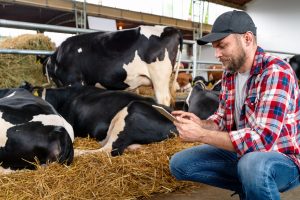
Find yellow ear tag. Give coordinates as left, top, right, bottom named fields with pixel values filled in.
left=207, top=82, right=213, bottom=89
left=33, top=90, right=39, bottom=97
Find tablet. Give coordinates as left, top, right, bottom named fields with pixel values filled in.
left=152, top=105, right=178, bottom=122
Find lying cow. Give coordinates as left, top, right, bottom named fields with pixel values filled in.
left=42, top=25, right=183, bottom=106
left=22, top=84, right=176, bottom=156
left=183, top=80, right=220, bottom=119
left=0, top=88, right=74, bottom=172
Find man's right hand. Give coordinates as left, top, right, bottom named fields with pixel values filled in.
left=172, top=111, right=203, bottom=126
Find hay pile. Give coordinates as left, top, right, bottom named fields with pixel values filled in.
left=0, top=138, right=203, bottom=199
left=0, top=33, right=55, bottom=88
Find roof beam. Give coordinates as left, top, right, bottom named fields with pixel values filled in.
left=10, top=0, right=212, bottom=33
left=207, top=0, right=245, bottom=10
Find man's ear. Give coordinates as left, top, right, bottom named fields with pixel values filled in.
left=244, top=32, right=254, bottom=45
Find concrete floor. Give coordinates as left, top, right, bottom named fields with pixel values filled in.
left=147, top=184, right=300, bottom=200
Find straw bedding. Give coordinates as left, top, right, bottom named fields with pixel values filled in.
left=0, top=137, right=203, bottom=199
left=0, top=34, right=201, bottom=199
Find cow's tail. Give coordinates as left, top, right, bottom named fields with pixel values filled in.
left=170, top=40, right=183, bottom=107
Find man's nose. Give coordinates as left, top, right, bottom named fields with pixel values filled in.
left=215, top=48, right=222, bottom=58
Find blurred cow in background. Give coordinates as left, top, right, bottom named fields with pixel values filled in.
left=176, top=72, right=192, bottom=93
left=207, top=65, right=223, bottom=85
left=288, top=55, right=300, bottom=80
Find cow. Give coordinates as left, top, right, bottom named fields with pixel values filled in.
left=183, top=80, right=220, bottom=119
left=0, top=88, right=74, bottom=172
left=77, top=100, right=177, bottom=156
left=22, top=83, right=177, bottom=156
left=42, top=25, right=183, bottom=106
left=288, top=55, right=300, bottom=80
left=176, top=72, right=192, bottom=93
left=207, top=65, right=223, bottom=84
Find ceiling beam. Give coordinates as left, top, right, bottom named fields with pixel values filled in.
left=9, top=0, right=211, bottom=33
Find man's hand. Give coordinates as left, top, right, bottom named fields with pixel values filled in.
left=172, top=111, right=235, bottom=151
left=172, top=110, right=202, bottom=125
left=172, top=111, right=205, bottom=142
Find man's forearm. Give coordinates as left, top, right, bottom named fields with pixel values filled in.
left=201, top=119, right=220, bottom=131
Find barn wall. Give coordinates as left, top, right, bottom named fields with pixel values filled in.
left=246, top=0, right=300, bottom=55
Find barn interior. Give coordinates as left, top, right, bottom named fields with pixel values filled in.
left=0, top=0, right=300, bottom=199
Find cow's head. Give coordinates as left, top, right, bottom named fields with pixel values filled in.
left=42, top=53, right=64, bottom=87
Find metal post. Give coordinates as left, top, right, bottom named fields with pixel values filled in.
left=192, top=41, right=198, bottom=78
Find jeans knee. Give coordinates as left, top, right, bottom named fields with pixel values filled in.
left=169, top=152, right=187, bottom=180
left=237, top=152, right=266, bottom=186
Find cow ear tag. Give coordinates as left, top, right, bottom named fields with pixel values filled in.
left=33, top=89, right=39, bottom=97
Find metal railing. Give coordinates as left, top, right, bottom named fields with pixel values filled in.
left=0, top=19, right=298, bottom=79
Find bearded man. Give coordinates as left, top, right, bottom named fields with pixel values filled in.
left=170, top=10, right=300, bottom=200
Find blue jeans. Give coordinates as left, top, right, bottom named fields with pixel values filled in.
left=169, top=144, right=300, bottom=200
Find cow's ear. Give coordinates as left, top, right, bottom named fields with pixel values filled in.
left=19, top=81, right=33, bottom=91
left=189, top=75, right=192, bottom=83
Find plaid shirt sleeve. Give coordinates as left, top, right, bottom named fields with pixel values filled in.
left=229, top=62, right=297, bottom=156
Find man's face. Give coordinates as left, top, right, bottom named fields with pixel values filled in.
left=212, top=34, right=246, bottom=73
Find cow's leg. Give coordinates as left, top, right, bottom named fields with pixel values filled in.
left=100, top=107, right=129, bottom=155
left=126, top=144, right=142, bottom=151
left=75, top=106, right=130, bottom=157
left=0, top=166, right=16, bottom=175
left=74, top=148, right=104, bottom=157
left=147, top=50, right=173, bottom=106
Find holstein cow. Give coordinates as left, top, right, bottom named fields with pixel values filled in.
left=42, top=25, right=183, bottom=106
left=22, top=84, right=177, bottom=156
left=183, top=80, right=220, bottom=119
left=0, top=88, right=74, bottom=172
left=288, top=55, right=300, bottom=80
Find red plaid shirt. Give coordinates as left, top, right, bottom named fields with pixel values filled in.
left=208, top=47, right=300, bottom=169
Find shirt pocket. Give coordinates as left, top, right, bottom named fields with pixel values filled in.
left=244, top=95, right=257, bottom=126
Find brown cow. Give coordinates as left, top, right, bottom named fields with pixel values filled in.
left=207, top=65, right=223, bottom=84
left=176, top=72, right=192, bottom=93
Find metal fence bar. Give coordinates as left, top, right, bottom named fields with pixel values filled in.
left=0, top=19, right=96, bottom=34
left=0, top=19, right=297, bottom=76
left=0, top=49, right=54, bottom=55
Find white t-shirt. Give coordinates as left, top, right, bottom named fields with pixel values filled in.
left=234, top=70, right=250, bottom=129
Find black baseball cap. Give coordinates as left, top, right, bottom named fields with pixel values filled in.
left=197, top=10, right=256, bottom=45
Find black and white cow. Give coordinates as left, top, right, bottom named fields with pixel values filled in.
left=183, top=80, right=220, bottom=119
left=23, top=84, right=176, bottom=156
left=42, top=25, right=183, bottom=106
left=79, top=100, right=177, bottom=156
left=288, top=55, right=300, bottom=80
left=0, top=88, right=74, bottom=172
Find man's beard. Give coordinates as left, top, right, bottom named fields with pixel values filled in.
left=221, top=45, right=246, bottom=73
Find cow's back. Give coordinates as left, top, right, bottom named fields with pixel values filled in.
left=64, top=89, right=156, bottom=141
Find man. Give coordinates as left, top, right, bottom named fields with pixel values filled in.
left=169, top=10, right=300, bottom=200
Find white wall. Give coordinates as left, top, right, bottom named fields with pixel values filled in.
left=246, top=0, right=300, bottom=55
